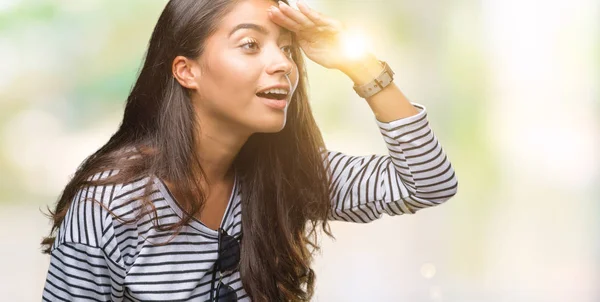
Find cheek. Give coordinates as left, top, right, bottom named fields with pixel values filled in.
left=204, top=46, right=257, bottom=83
left=207, top=58, right=261, bottom=103
left=220, top=58, right=258, bottom=86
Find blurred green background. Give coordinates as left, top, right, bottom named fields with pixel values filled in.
left=0, top=0, right=598, bottom=301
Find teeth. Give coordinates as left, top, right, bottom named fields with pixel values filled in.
left=262, top=88, right=289, bottom=95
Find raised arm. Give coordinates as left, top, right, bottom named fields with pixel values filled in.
left=265, top=1, right=458, bottom=222
left=325, top=103, right=458, bottom=222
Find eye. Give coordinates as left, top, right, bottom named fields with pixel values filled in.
left=281, top=45, right=293, bottom=57
left=241, top=39, right=259, bottom=51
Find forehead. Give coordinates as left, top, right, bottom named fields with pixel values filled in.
left=219, top=0, right=292, bottom=38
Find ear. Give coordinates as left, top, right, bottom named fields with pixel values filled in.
left=172, top=56, right=200, bottom=90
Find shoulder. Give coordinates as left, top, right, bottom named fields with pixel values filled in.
left=80, top=146, right=156, bottom=212
left=52, top=167, right=160, bottom=250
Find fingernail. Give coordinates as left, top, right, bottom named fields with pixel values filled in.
left=278, top=1, right=286, bottom=6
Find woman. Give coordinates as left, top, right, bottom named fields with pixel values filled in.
left=41, top=0, right=458, bottom=301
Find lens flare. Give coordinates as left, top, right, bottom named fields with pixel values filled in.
left=341, top=28, right=370, bottom=59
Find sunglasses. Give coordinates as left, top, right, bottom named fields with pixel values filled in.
left=211, top=228, right=242, bottom=302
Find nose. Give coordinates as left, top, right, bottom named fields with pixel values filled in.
left=266, top=49, right=295, bottom=76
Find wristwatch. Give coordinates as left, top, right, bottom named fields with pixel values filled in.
left=352, top=60, right=395, bottom=99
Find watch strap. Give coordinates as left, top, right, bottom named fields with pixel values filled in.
left=352, top=60, right=395, bottom=99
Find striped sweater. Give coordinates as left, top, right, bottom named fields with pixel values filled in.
left=42, top=103, right=458, bottom=301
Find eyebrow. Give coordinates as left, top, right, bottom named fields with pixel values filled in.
left=228, top=23, right=292, bottom=38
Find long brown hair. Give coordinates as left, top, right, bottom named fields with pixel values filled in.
left=41, top=0, right=334, bottom=301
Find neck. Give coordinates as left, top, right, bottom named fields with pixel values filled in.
left=194, top=113, right=251, bottom=186
left=196, top=135, right=239, bottom=184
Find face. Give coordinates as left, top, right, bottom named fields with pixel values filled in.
left=190, top=0, right=300, bottom=135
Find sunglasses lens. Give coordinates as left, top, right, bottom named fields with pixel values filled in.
left=218, top=230, right=241, bottom=272
left=216, top=281, right=238, bottom=302
left=215, top=229, right=240, bottom=301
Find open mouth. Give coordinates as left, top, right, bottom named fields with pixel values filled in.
left=256, top=91, right=288, bottom=100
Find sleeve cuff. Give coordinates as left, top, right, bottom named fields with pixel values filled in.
left=375, top=102, right=427, bottom=132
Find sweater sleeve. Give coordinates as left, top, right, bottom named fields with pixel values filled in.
left=43, top=243, right=124, bottom=302
left=325, top=103, right=458, bottom=222
left=42, top=170, right=127, bottom=302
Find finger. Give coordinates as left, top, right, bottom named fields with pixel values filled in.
left=268, top=6, right=304, bottom=32
left=276, top=1, right=316, bottom=30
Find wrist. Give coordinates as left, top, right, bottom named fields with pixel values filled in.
left=339, top=53, right=384, bottom=85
